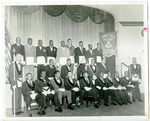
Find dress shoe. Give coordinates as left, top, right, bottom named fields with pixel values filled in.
left=58, top=107, right=63, bottom=112
left=133, top=99, right=136, bottom=102
left=29, top=113, right=32, bottom=117
left=104, top=103, right=109, bottom=106
left=94, top=104, right=99, bottom=108
left=13, top=112, right=20, bottom=115
left=118, top=102, right=123, bottom=106
left=111, top=102, right=117, bottom=105
left=123, top=101, right=128, bottom=105
left=68, top=104, right=74, bottom=110
left=128, top=101, right=132, bottom=104
left=18, top=111, right=24, bottom=114
left=42, top=110, right=46, bottom=115
left=37, top=111, right=42, bottom=116
left=138, top=99, right=143, bottom=102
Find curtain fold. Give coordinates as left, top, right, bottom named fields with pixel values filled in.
left=12, top=6, right=41, bottom=14
left=43, top=5, right=66, bottom=17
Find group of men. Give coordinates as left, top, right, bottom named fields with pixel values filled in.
left=9, top=37, right=143, bottom=117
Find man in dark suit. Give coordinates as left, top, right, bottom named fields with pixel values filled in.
left=85, top=44, right=94, bottom=63
left=11, top=37, right=25, bottom=62
left=36, top=39, right=47, bottom=79
left=46, top=40, right=57, bottom=60
left=61, top=59, right=74, bottom=79
left=79, top=71, right=99, bottom=108
left=129, top=57, right=143, bottom=102
left=64, top=71, right=84, bottom=107
left=74, top=41, right=86, bottom=79
left=92, top=43, right=103, bottom=64
left=45, top=59, right=57, bottom=78
left=35, top=71, right=63, bottom=114
left=22, top=73, right=45, bottom=117
left=9, top=54, right=24, bottom=115
left=51, top=70, right=74, bottom=110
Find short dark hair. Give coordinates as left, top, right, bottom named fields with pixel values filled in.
left=79, top=41, right=83, bottom=44
left=97, top=43, right=100, bottom=46
left=55, top=70, right=60, bottom=75
left=27, top=38, right=32, bottom=41
left=67, top=39, right=71, bottom=42
left=38, top=39, right=42, bottom=42
left=26, top=72, right=32, bottom=76
left=49, top=40, right=53, bottom=43
left=49, top=59, right=54, bottom=62
left=67, top=58, right=71, bottom=61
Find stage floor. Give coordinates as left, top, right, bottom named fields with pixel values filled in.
left=6, top=94, right=145, bottom=117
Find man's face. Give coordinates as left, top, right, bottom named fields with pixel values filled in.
left=100, top=72, right=104, bottom=78
left=132, top=57, right=136, bottom=64
left=41, top=71, right=46, bottom=78
left=68, top=39, right=72, bottom=45
left=49, top=41, right=53, bottom=46
left=91, top=59, right=95, bottom=65
left=115, top=72, right=119, bottom=77
left=68, top=72, right=72, bottom=78
left=67, top=60, right=71, bottom=65
left=27, top=74, right=32, bottom=80
left=97, top=43, right=100, bottom=48
left=16, top=37, right=21, bottom=44
left=38, top=40, right=43, bottom=46
left=89, top=44, right=92, bottom=50
left=124, top=71, right=128, bottom=77
left=49, top=60, right=54, bottom=65
left=108, top=72, right=111, bottom=77
left=61, top=41, right=65, bottom=47
left=15, top=54, right=22, bottom=63
left=79, top=42, right=83, bottom=47
left=55, top=72, right=60, bottom=78
left=28, top=39, right=32, bottom=45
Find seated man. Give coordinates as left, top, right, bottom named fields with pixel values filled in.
left=64, top=71, right=84, bottom=107
left=61, top=59, right=74, bottom=79
left=35, top=71, right=62, bottom=115
left=22, top=73, right=41, bottom=117
left=79, top=71, right=99, bottom=108
left=104, top=72, right=123, bottom=106
left=113, top=71, right=131, bottom=105
left=45, top=59, right=57, bottom=79
left=51, top=70, right=74, bottom=110
left=121, top=71, right=136, bottom=102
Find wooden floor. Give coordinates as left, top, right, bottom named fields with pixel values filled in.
left=6, top=94, right=145, bottom=117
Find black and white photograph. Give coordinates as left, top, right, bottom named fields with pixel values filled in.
left=1, top=0, right=149, bottom=120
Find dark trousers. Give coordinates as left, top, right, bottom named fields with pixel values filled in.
left=77, top=64, right=85, bottom=79
left=116, top=90, right=130, bottom=103
left=104, top=89, right=121, bottom=104
left=37, top=65, right=45, bottom=79
left=24, top=95, right=32, bottom=110
left=131, top=81, right=141, bottom=100
left=47, top=93, right=60, bottom=107
left=35, top=94, right=46, bottom=107
left=12, top=88, right=22, bottom=114
left=71, top=90, right=85, bottom=104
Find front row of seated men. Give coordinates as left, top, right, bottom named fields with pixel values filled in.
left=21, top=69, right=141, bottom=117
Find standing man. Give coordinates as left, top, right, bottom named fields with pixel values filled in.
left=11, top=37, right=25, bottom=62
left=93, top=43, right=103, bottom=64
left=61, top=59, right=74, bottom=79
left=74, top=41, right=86, bottom=79
left=56, top=41, right=70, bottom=70
left=24, top=38, right=36, bottom=80
left=65, top=39, right=75, bottom=56
left=129, top=57, right=143, bottom=102
left=9, top=54, right=24, bottom=115
left=46, top=40, right=57, bottom=61
left=85, top=44, right=94, bottom=63
left=36, top=39, right=47, bottom=79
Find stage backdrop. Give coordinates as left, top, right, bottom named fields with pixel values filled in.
left=5, top=6, right=105, bottom=48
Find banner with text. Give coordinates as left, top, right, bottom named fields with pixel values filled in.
left=100, top=31, right=117, bottom=57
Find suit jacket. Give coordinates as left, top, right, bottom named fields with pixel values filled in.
left=9, top=62, right=23, bottom=89
left=95, top=77, right=107, bottom=89
left=98, top=63, right=109, bottom=74
left=74, top=47, right=86, bottom=64
left=64, top=78, right=78, bottom=90
left=120, top=76, right=131, bottom=87
left=35, top=78, right=54, bottom=94
left=51, top=77, right=64, bottom=93
left=24, top=45, right=36, bottom=62
left=112, top=77, right=121, bottom=88
left=104, top=77, right=114, bottom=88
left=61, top=64, right=74, bottom=79
left=87, top=65, right=99, bottom=77
left=46, top=46, right=57, bottom=58
left=21, top=81, right=35, bottom=97
left=129, top=64, right=142, bottom=79
left=65, top=44, right=75, bottom=56
left=36, top=46, right=47, bottom=63
left=92, top=48, right=103, bottom=63
left=56, top=47, right=70, bottom=64
left=85, top=50, right=94, bottom=61
left=79, top=77, right=93, bottom=90
left=11, top=44, right=25, bottom=61
left=45, top=65, right=57, bottom=78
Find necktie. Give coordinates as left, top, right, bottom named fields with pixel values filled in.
left=29, top=80, right=32, bottom=86
left=18, top=63, right=21, bottom=71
